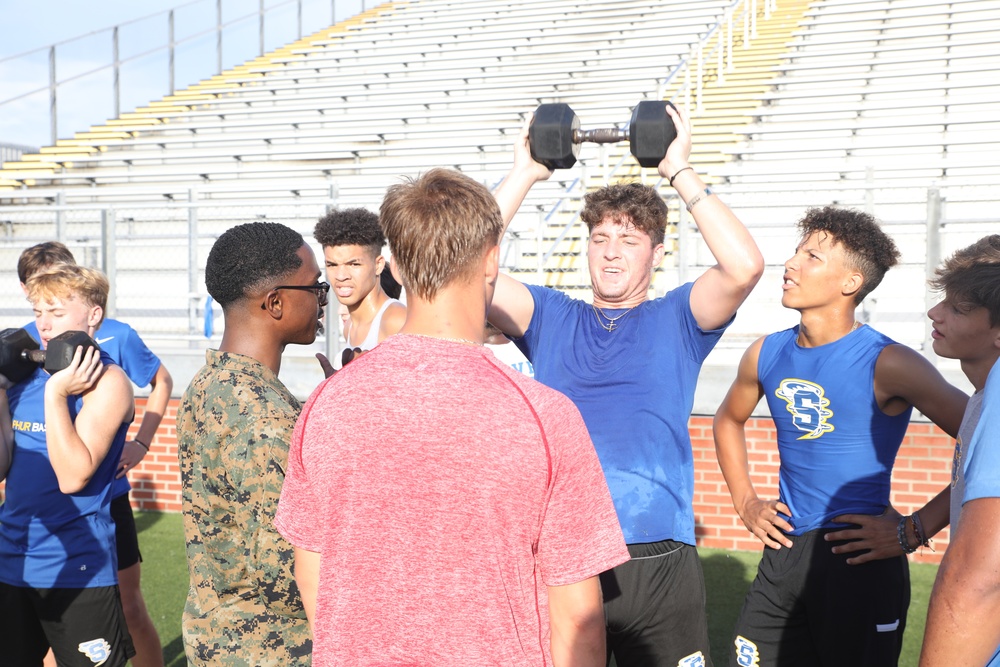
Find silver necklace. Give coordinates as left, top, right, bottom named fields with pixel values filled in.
left=592, top=304, right=637, bottom=332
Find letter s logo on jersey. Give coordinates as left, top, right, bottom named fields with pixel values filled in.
left=775, top=378, right=834, bottom=440
left=734, top=636, right=760, bottom=667
left=78, top=638, right=111, bottom=665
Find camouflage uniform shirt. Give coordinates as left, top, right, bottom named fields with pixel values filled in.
left=177, top=349, right=311, bottom=666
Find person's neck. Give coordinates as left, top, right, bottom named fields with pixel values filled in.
left=962, top=350, right=1000, bottom=393
left=796, top=306, right=859, bottom=348
left=591, top=291, right=648, bottom=310
left=348, top=285, right=389, bottom=325
left=218, top=312, right=284, bottom=375
left=399, top=287, right=485, bottom=345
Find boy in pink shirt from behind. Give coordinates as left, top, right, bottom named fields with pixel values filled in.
left=276, top=167, right=628, bottom=666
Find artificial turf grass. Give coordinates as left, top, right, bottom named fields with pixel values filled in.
left=135, top=512, right=938, bottom=666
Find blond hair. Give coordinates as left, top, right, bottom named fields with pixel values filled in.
left=26, top=264, right=109, bottom=327
left=380, top=168, right=502, bottom=300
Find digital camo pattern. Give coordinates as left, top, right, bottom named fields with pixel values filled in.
left=177, top=349, right=311, bottom=665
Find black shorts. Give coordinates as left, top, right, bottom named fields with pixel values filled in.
left=0, top=581, right=135, bottom=666
left=110, top=493, right=142, bottom=570
left=601, top=539, right=713, bottom=667
left=730, top=528, right=909, bottom=667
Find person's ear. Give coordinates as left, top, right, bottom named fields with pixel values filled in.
left=842, top=271, right=864, bottom=299
left=374, top=253, right=386, bottom=276
left=260, top=290, right=283, bottom=319
left=484, top=245, right=500, bottom=283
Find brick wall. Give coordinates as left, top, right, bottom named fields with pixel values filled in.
left=125, top=399, right=953, bottom=564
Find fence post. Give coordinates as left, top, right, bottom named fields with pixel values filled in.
left=865, top=166, right=875, bottom=214
left=113, top=26, right=121, bottom=119
left=536, top=209, right=545, bottom=284
left=49, top=46, right=58, bottom=145
left=923, top=188, right=942, bottom=362
left=260, top=0, right=266, bottom=56
left=102, top=208, right=117, bottom=318
left=188, top=189, right=200, bottom=336
left=168, top=10, right=176, bottom=94
left=677, top=197, right=689, bottom=286
left=216, top=0, right=223, bottom=74
left=298, top=0, right=304, bottom=39
left=56, top=191, right=65, bottom=242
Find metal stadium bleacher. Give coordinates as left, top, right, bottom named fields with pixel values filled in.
left=1, top=0, right=998, bottom=399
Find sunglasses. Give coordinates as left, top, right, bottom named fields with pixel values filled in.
left=263, top=281, right=330, bottom=307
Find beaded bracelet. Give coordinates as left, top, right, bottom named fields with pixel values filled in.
left=912, top=511, right=931, bottom=549
left=897, top=515, right=918, bottom=554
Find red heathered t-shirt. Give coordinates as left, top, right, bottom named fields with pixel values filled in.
left=276, top=333, right=629, bottom=666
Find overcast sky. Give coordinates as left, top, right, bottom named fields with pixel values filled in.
left=0, top=0, right=366, bottom=148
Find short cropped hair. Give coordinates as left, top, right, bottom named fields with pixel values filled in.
left=313, top=208, right=384, bottom=255
left=18, top=241, right=76, bottom=283
left=797, top=206, right=900, bottom=304
left=380, top=168, right=503, bottom=301
left=930, top=234, right=1000, bottom=327
left=26, top=264, right=109, bottom=327
left=206, top=222, right=305, bottom=307
left=580, top=182, right=668, bottom=247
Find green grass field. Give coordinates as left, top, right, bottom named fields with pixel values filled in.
left=137, top=512, right=938, bottom=666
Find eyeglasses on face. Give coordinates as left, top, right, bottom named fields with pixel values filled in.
left=268, top=281, right=330, bottom=306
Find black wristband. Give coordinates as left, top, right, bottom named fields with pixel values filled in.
left=668, top=166, right=693, bottom=187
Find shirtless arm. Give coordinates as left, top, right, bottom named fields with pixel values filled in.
left=489, top=117, right=553, bottom=337
left=294, top=547, right=321, bottom=627
left=827, top=344, right=967, bottom=563
left=118, top=361, right=173, bottom=477
left=45, top=346, right=135, bottom=493
left=0, top=380, right=13, bottom=481
left=665, top=104, right=764, bottom=331
left=377, top=301, right=407, bottom=342
left=715, top=337, right=795, bottom=549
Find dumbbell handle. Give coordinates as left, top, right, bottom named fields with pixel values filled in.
left=574, top=127, right=628, bottom=145
left=23, top=349, right=46, bottom=364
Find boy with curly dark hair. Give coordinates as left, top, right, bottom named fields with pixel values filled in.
left=313, top=208, right=404, bottom=369
left=714, top=206, right=968, bottom=667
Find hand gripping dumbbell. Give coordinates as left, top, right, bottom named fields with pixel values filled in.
left=528, top=100, right=677, bottom=170
left=0, top=328, right=101, bottom=384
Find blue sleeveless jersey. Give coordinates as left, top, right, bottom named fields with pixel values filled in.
left=0, top=351, right=131, bottom=587
left=515, top=282, right=729, bottom=545
left=759, top=325, right=912, bottom=535
left=25, top=319, right=160, bottom=499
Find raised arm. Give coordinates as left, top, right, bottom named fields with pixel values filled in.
left=920, top=496, right=1000, bottom=666
left=118, top=361, right=173, bottom=477
left=489, top=116, right=553, bottom=338
left=662, top=105, right=764, bottom=331
left=827, top=344, right=967, bottom=563
left=45, top=346, right=134, bottom=493
left=547, top=576, right=606, bottom=667
left=715, top=337, right=794, bottom=549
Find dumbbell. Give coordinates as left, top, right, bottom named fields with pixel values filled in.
left=528, top=100, right=677, bottom=170
left=0, top=328, right=101, bottom=383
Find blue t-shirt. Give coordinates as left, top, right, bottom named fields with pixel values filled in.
left=959, top=360, right=1000, bottom=667
left=25, top=319, right=161, bottom=499
left=759, top=325, right=912, bottom=534
left=0, top=351, right=130, bottom=587
left=515, top=282, right=727, bottom=545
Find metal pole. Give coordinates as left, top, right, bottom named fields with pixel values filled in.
left=49, top=46, right=57, bottom=145
left=113, top=26, right=120, bottom=119
left=169, top=10, right=176, bottom=94
left=260, top=0, right=266, bottom=56
left=217, top=0, right=223, bottom=74
left=188, top=189, right=200, bottom=335
left=865, top=166, right=875, bottom=213
left=923, top=188, right=942, bottom=362
left=536, top=209, right=544, bottom=284
left=298, top=0, right=303, bottom=39
left=332, top=0, right=336, bottom=24
left=716, top=28, right=724, bottom=84
left=56, top=191, right=65, bottom=242
left=677, top=199, right=689, bottom=286
left=102, top=208, right=117, bottom=318
left=696, top=41, right=703, bottom=113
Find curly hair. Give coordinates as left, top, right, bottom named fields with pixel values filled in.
left=313, top=208, right=384, bottom=255
left=580, top=182, right=667, bottom=246
left=930, top=234, right=1000, bottom=327
left=18, top=241, right=76, bottom=283
left=797, top=206, right=900, bottom=304
left=206, top=222, right=305, bottom=307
